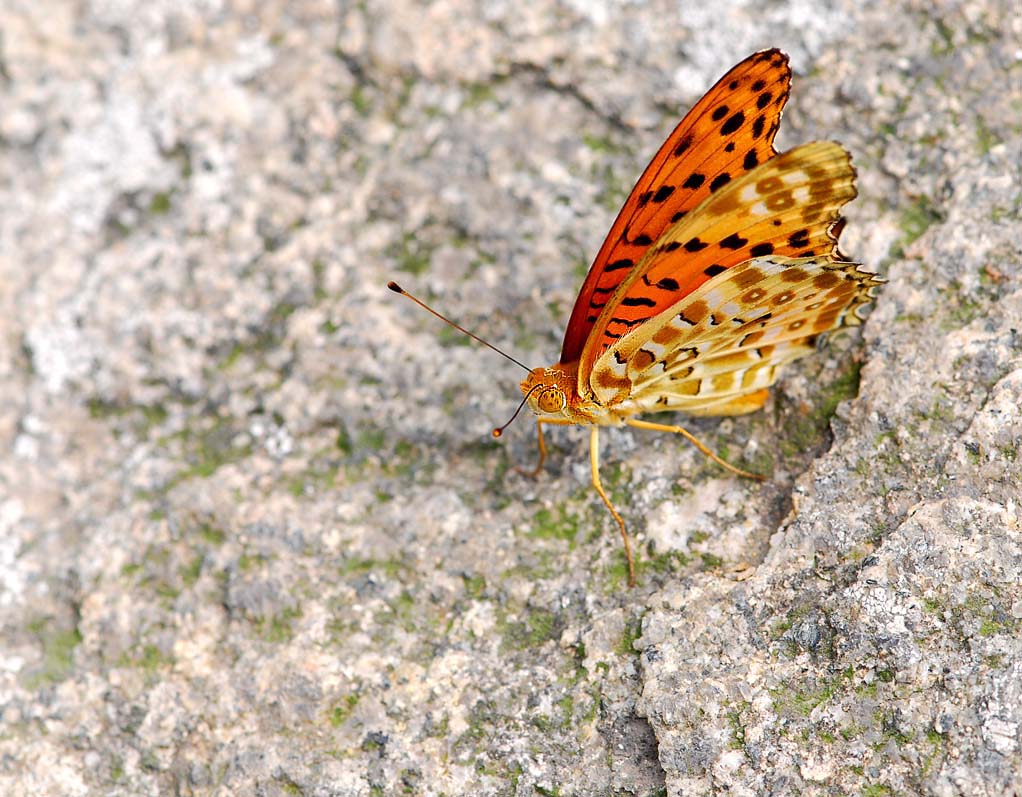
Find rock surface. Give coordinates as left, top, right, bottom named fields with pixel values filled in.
left=1, top=1, right=1019, bottom=796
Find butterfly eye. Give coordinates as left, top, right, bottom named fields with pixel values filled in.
left=537, top=388, right=566, bottom=414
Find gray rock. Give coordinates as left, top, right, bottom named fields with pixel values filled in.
left=1, top=1, right=1018, bottom=795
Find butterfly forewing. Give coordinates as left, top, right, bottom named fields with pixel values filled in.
left=558, top=49, right=793, bottom=364
left=579, top=140, right=857, bottom=386
left=589, top=256, right=882, bottom=411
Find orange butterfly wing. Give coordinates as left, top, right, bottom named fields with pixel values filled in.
left=580, top=141, right=858, bottom=381
left=558, top=49, right=792, bottom=364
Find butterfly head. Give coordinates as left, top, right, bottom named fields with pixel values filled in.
left=520, top=365, right=579, bottom=419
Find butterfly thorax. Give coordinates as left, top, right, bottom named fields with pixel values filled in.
left=520, top=363, right=615, bottom=425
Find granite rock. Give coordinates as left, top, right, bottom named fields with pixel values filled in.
left=1, top=1, right=1019, bottom=796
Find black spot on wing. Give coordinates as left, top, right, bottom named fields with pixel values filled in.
left=682, top=173, right=705, bottom=190
left=743, top=149, right=759, bottom=170
left=704, top=264, right=727, bottom=277
left=711, top=105, right=729, bottom=121
left=621, top=296, right=657, bottom=308
left=652, top=185, right=675, bottom=203
left=749, top=242, right=774, bottom=257
left=720, top=111, right=745, bottom=136
left=684, top=237, right=708, bottom=252
left=605, top=258, right=634, bottom=272
left=709, top=173, right=731, bottom=192
left=673, top=135, right=693, bottom=157
left=788, top=229, right=810, bottom=248
left=719, top=233, right=748, bottom=250
left=752, top=115, right=766, bottom=139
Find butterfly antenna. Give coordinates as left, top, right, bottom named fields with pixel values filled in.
left=492, top=384, right=544, bottom=438
left=388, top=281, right=532, bottom=373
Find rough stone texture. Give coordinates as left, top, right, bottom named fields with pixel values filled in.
left=1, top=1, right=1019, bottom=796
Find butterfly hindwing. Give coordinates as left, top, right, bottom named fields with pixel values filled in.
left=558, top=49, right=793, bottom=364
left=589, top=256, right=882, bottom=412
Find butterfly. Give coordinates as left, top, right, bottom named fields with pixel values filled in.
left=392, top=49, right=881, bottom=586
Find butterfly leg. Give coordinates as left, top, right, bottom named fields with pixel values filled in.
left=588, top=426, right=636, bottom=587
left=516, top=418, right=573, bottom=477
left=625, top=418, right=766, bottom=481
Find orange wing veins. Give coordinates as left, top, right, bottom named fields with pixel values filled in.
left=558, top=49, right=792, bottom=364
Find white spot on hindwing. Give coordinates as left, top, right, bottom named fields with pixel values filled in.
left=703, top=289, right=726, bottom=309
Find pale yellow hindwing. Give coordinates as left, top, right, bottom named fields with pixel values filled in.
left=590, top=256, right=882, bottom=415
